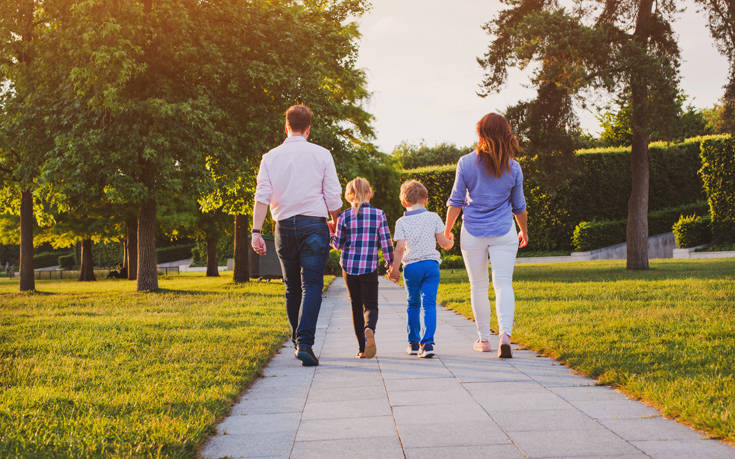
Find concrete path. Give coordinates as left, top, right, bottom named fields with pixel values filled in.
left=202, top=278, right=734, bottom=459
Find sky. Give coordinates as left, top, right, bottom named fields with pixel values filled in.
left=356, top=1, right=730, bottom=152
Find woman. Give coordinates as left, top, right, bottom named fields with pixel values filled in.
left=444, top=113, right=528, bottom=358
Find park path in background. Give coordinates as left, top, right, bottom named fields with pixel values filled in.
left=202, top=277, right=735, bottom=459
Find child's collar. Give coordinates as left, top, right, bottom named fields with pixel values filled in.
left=404, top=207, right=427, bottom=216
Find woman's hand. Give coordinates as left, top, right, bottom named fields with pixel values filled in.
left=518, top=230, right=528, bottom=249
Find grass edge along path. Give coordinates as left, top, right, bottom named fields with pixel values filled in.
left=437, top=259, right=735, bottom=443
left=0, top=274, right=332, bottom=458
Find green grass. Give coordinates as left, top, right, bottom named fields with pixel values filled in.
left=0, top=274, right=326, bottom=458
left=438, top=259, right=735, bottom=441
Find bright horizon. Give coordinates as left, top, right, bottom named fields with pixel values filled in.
left=357, top=1, right=730, bottom=153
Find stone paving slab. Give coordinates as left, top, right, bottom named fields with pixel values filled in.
left=202, top=277, right=735, bottom=458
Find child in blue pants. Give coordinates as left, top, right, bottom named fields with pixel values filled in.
left=389, top=180, right=454, bottom=358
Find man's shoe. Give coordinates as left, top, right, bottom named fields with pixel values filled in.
left=406, top=342, right=420, bottom=355
left=363, top=328, right=377, bottom=359
left=498, top=343, right=512, bottom=359
left=296, top=346, right=319, bottom=366
left=418, top=343, right=435, bottom=359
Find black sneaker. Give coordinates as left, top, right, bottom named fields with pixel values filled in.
left=296, top=346, right=319, bottom=366
left=406, top=342, right=420, bottom=355
left=418, top=343, right=435, bottom=359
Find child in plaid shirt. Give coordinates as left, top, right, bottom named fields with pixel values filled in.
left=331, top=177, right=394, bottom=359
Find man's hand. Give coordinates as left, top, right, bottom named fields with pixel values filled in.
left=327, top=219, right=336, bottom=235
left=387, top=264, right=400, bottom=282
left=252, top=233, right=267, bottom=255
left=518, top=230, right=529, bottom=249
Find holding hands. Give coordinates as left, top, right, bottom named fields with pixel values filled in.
left=387, top=263, right=400, bottom=283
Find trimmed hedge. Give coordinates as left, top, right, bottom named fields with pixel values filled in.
left=33, top=251, right=67, bottom=268
left=571, top=202, right=709, bottom=251
left=700, top=137, right=735, bottom=242
left=672, top=214, right=712, bottom=248
left=58, top=254, right=75, bottom=269
left=156, top=244, right=195, bottom=264
left=401, top=136, right=722, bottom=251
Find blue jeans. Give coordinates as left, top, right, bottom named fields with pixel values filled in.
left=403, top=260, right=440, bottom=345
left=274, top=215, right=330, bottom=348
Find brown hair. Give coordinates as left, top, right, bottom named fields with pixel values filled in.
left=476, top=113, right=521, bottom=177
left=345, top=177, right=373, bottom=216
left=285, top=104, right=312, bottom=132
left=400, top=180, right=428, bottom=206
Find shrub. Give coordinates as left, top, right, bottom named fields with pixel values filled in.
left=93, top=242, right=123, bottom=268
left=33, top=251, right=66, bottom=268
left=571, top=202, right=709, bottom=252
left=156, top=244, right=195, bottom=264
left=192, top=237, right=234, bottom=266
left=441, top=255, right=465, bottom=269
left=58, top=254, right=75, bottom=269
left=700, top=137, right=735, bottom=242
left=672, top=214, right=712, bottom=248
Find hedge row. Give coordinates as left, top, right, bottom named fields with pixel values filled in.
left=156, top=244, right=195, bottom=263
left=700, top=137, right=735, bottom=242
left=33, top=251, right=69, bottom=268
left=571, top=202, right=709, bottom=251
left=672, top=215, right=712, bottom=248
left=401, top=136, right=723, bottom=251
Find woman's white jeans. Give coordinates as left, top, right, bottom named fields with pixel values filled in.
left=460, top=224, right=518, bottom=340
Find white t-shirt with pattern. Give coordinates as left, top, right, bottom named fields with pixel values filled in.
left=394, top=208, right=445, bottom=267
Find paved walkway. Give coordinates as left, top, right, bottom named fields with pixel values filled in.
left=203, top=278, right=734, bottom=459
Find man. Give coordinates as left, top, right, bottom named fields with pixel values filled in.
left=251, top=104, right=342, bottom=367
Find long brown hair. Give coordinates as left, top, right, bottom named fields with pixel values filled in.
left=345, top=177, right=373, bottom=216
left=476, top=113, right=522, bottom=177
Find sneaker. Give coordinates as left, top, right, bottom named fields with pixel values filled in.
left=406, top=342, right=420, bottom=355
left=296, top=346, right=319, bottom=366
left=363, top=328, right=377, bottom=359
left=498, top=335, right=512, bottom=359
left=473, top=339, right=491, bottom=352
left=418, top=343, right=435, bottom=358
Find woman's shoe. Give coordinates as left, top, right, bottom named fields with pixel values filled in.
left=498, top=334, right=512, bottom=358
left=363, top=328, right=377, bottom=359
left=473, top=339, right=491, bottom=352
left=406, top=342, right=420, bottom=355
left=355, top=352, right=365, bottom=359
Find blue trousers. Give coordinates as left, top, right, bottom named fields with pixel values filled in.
left=274, top=215, right=330, bottom=348
left=403, top=260, right=440, bottom=345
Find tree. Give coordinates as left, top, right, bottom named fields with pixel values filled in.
left=502, top=80, right=584, bottom=155
left=49, top=0, right=225, bottom=291
left=479, top=0, right=682, bottom=269
left=0, top=0, right=66, bottom=290
left=697, top=0, right=735, bottom=132
left=199, top=0, right=374, bottom=282
left=392, top=141, right=469, bottom=169
left=599, top=93, right=714, bottom=146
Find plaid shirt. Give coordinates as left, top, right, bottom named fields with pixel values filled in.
left=331, top=203, right=394, bottom=276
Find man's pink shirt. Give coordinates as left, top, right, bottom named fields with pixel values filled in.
left=254, top=136, right=343, bottom=221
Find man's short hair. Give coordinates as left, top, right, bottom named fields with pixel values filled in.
left=400, top=180, right=428, bottom=205
left=285, top=104, right=312, bottom=132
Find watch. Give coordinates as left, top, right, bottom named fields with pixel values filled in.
left=251, top=229, right=262, bottom=234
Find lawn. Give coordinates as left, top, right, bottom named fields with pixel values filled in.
left=438, top=259, right=735, bottom=442
left=0, top=274, right=318, bottom=458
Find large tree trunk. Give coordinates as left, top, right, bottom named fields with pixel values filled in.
left=233, top=214, right=250, bottom=282
left=19, top=189, right=35, bottom=291
left=78, top=239, right=96, bottom=281
left=626, top=0, right=654, bottom=270
left=125, top=216, right=138, bottom=280
left=137, top=199, right=158, bottom=291
left=206, top=235, right=219, bottom=277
